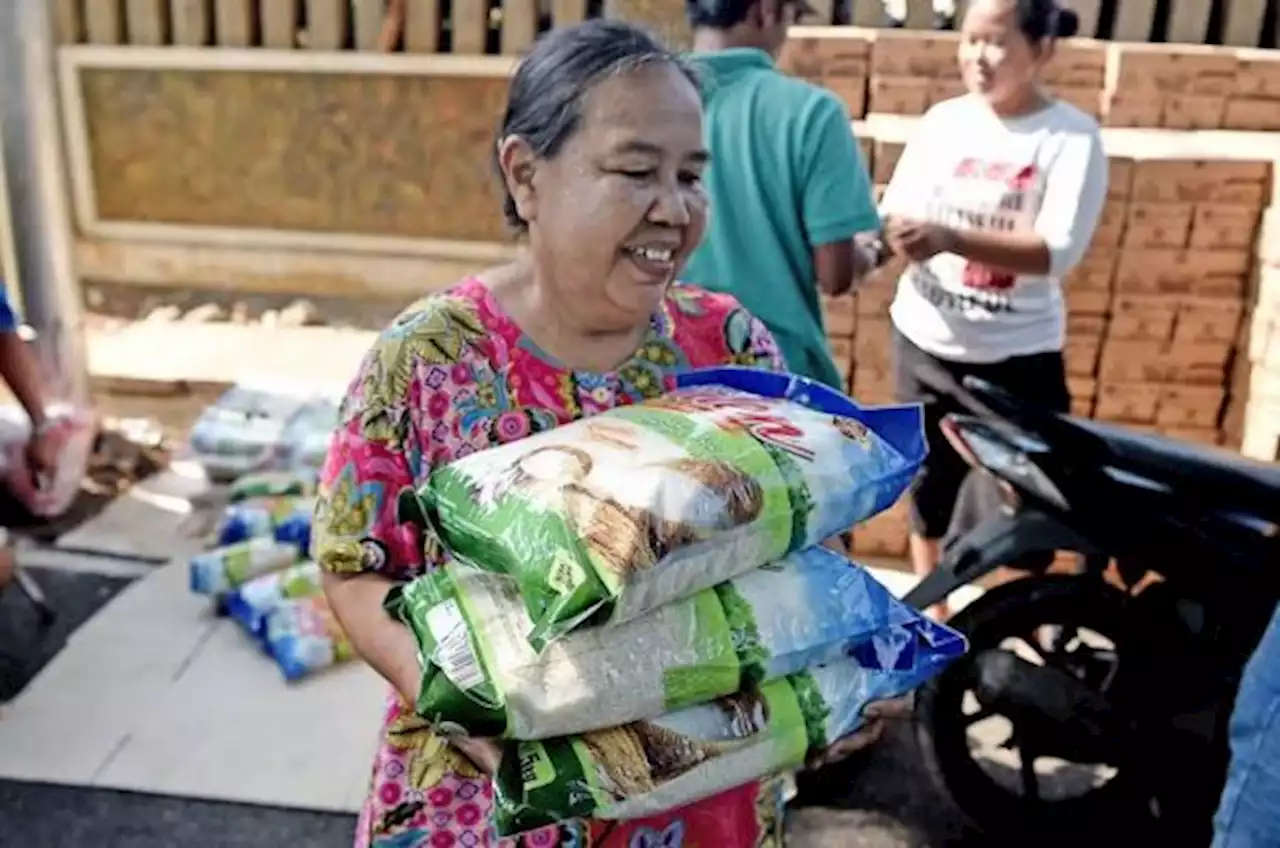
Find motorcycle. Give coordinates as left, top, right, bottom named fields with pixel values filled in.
left=901, top=365, right=1280, bottom=844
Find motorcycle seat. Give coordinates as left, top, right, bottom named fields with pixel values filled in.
left=1071, top=418, right=1280, bottom=518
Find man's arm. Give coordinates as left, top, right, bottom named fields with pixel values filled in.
left=800, top=94, right=881, bottom=296
left=0, top=290, right=44, bottom=428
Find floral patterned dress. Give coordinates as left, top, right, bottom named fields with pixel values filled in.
left=312, top=277, right=791, bottom=848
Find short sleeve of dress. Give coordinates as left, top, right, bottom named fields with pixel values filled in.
left=726, top=303, right=788, bottom=374
left=310, top=336, right=425, bottom=580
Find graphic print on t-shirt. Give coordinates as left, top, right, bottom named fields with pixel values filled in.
left=907, top=157, right=1042, bottom=315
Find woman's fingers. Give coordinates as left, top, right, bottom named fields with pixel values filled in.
left=453, top=737, right=503, bottom=775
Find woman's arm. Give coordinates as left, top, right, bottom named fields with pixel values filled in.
left=942, top=129, right=1109, bottom=277
left=322, top=570, right=421, bottom=701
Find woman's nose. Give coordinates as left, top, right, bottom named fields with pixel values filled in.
left=648, top=185, right=692, bottom=227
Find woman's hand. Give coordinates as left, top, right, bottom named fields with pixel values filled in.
left=883, top=217, right=957, bottom=262
left=806, top=695, right=913, bottom=770
left=452, top=737, right=504, bottom=775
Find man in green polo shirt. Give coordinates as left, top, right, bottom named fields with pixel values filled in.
left=682, top=0, right=881, bottom=390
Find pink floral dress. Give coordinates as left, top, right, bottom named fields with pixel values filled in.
left=312, top=277, right=791, bottom=848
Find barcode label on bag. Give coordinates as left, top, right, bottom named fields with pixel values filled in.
left=426, top=598, right=485, bottom=693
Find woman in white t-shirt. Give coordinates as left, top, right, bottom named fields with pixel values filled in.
left=878, top=0, right=1107, bottom=618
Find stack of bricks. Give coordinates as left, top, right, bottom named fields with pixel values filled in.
left=1228, top=203, right=1280, bottom=461
left=1105, top=44, right=1280, bottom=131
left=866, top=30, right=1108, bottom=118
left=1087, top=154, right=1270, bottom=447
left=777, top=27, right=873, bottom=118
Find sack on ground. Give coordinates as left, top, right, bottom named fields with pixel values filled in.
left=189, top=537, right=301, bottom=596
left=398, top=367, right=925, bottom=650
left=264, top=593, right=355, bottom=681
left=226, top=560, right=324, bottom=646
left=492, top=623, right=964, bottom=836
left=214, top=496, right=315, bottom=550
left=228, top=469, right=317, bottom=504
left=387, top=546, right=926, bottom=739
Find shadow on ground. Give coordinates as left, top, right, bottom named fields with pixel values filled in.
left=0, top=781, right=355, bottom=847
left=790, top=722, right=985, bottom=848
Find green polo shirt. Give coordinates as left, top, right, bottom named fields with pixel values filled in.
left=682, top=48, right=879, bottom=390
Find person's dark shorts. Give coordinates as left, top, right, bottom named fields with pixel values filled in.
left=892, top=326, right=1070, bottom=539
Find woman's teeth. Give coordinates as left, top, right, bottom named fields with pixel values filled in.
left=630, top=246, right=674, bottom=263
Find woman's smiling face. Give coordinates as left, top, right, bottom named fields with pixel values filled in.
left=501, top=63, right=710, bottom=332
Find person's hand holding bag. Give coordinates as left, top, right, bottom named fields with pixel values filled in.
left=883, top=216, right=957, bottom=262
left=806, top=694, right=914, bottom=769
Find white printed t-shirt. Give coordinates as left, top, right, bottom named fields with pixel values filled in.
left=881, top=94, right=1108, bottom=363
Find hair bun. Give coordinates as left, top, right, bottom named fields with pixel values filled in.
left=1055, top=7, right=1080, bottom=37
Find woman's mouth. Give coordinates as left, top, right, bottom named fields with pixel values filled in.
left=623, top=244, right=678, bottom=282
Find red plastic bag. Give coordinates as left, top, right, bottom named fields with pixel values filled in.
left=1, top=405, right=98, bottom=519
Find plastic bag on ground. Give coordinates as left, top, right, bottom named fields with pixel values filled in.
left=227, top=469, right=317, bottom=504
left=386, top=546, right=929, bottom=740
left=214, top=496, right=314, bottom=551
left=0, top=404, right=98, bottom=519
left=225, top=560, right=324, bottom=646
left=189, top=537, right=301, bottom=596
left=265, top=593, right=356, bottom=681
left=186, top=384, right=314, bottom=481
left=398, top=367, right=926, bottom=650
left=492, top=622, right=964, bottom=836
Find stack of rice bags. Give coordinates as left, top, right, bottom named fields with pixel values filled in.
left=387, top=366, right=966, bottom=837
left=187, top=469, right=355, bottom=681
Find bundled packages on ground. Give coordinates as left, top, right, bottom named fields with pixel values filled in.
left=187, top=468, right=354, bottom=681
left=391, top=367, right=965, bottom=837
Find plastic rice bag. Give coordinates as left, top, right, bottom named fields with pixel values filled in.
left=187, top=384, right=312, bottom=481
left=265, top=594, right=356, bottom=681
left=278, top=397, right=339, bottom=473
left=398, top=367, right=925, bottom=649
left=227, top=469, right=317, bottom=504
left=189, top=537, right=300, bottom=596
left=214, top=496, right=315, bottom=551
left=493, top=622, right=963, bottom=836
left=0, top=404, right=98, bottom=518
left=225, top=560, right=324, bottom=646
left=387, top=547, right=932, bottom=740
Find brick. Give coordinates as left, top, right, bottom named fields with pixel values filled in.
left=868, top=76, right=930, bottom=115
left=824, top=77, right=867, bottom=118
left=1070, top=244, right=1118, bottom=289
left=1104, top=91, right=1163, bottom=127
left=1107, top=158, right=1134, bottom=199
left=871, top=139, right=905, bottom=184
left=1065, top=333, right=1102, bottom=377
left=1051, top=85, right=1103, bottom=118
left=1222, top=98, right=1280, bottom=132
left=1041, top=39, right=1107, bottom=88
left=927, top=78, right=966, bottom=106
left=821, top=294, right=857, bottom=337
left=1108, top=294, right=1177, bottom=341
left=1092, top=198, right=1128, bottom=246
left=1189, top=204, right=1262, bottom=250
left=1161, top=95, right=1225, bottom=130
left=829, top=337, right=854, bottom=380
left=1068, top=313, right=1107, bottom=338
left=1113, top=249, right=1250, bottom=299
left=868, top=31, right=957, bottom=78
left=1123, top=202, right=1193, bottom=248
left=1130, top=160, right=1269, bottom=205
left=1235, top=51, right=1280, bottom=98
left=1098, top=339, right=1232, bottom=385
left=1095, top=382, right=1161, bottom=423
left=1172, top=297, right=1243, bottom=345
left=1107, top=44, right=1239, bottom=96
left=853, top=316, right=892, bottom=372
left=851, top=507, right=909, bottom=557
left=855, top=271, right=896, bottom=316
left=1065, top=286, right=1111, bottom=315
left=1155, top=385, right=1226, bottom=429
left=851, top=367, right=896, bottom=405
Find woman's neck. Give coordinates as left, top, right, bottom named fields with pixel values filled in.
left=988, top=86, right=1049, bottom=119
left=486, top=263, right=651, bottom=373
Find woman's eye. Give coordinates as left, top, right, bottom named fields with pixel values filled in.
left=618, top=169, right=654, bottom=180
left=679, top=171, right=703, bottom=186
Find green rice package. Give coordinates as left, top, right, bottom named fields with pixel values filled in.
left=398, top=367, right=924, bottom=649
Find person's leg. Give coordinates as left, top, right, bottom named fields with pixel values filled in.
left=892, top=329, right=968, bottom=620
left=1213, top=603, right=1280, bottom=847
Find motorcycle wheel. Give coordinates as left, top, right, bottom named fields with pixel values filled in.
left=915, top=574, right=1159, bottom=841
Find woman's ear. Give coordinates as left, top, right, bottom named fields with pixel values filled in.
left=497, top=135, right=539, bottom=225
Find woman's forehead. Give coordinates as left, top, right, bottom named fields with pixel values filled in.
left=574, top=70, right=704, bottom=151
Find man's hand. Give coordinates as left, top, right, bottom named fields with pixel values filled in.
left=884, top=217, right=956, bottom=262
left=806, top=695, right=913, bottom=770
left=24, top=424, right=58, bottom=491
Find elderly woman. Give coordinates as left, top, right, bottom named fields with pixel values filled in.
left=313, top=19, right=898, bottom=847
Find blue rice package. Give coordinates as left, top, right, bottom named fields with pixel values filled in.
left=215, top=496, right=314, bottom=551
left=264, top=594, right=355, bottom=682
left=189, top=537, right=300, bottom=596
left=224, top=560, right=324, bottom=647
